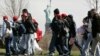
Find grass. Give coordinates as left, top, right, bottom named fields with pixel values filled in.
left=0, top=48, right=80, bottom=56
left=71, top=50, right=80, bottom=56
left=0, top=48, right=5, bottom=55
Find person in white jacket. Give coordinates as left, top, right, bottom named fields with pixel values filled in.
left=34, top=32, right=43, bottom=53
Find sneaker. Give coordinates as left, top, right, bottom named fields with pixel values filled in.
left=63, top=54, right=69, bottom=56
left=24, top=53, right=28, bottom=56
left=48, top=53, right=54, bottom=56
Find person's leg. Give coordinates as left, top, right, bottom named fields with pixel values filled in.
left=90, top=33, right=100, bottom=56
left=75, top=33, right=84, bottom=56
left=68, top=37, right=73, bottom=56
left=26, top=34, right=34, bottom=55
left=82, top=33, right=93, bottom=56
left=30, top=34, right=35, bottom=55
left=34, top=40, right=43, bottom=51
left=49, top=32, right=56, bottom=55
left=62, top=36, right=69, bottom=55
left=90, top=34, right=99, bottom=56
left=55, top=38, right=63, bottom=55
left=5, top=38, right=11, bottom=56
left=91, top=38, right=98, bottom=56
left=24, top=34, right=30, bottom=55
left=12, top=36, right=19, bottom=54
left=74, top=40, right=82, bottom=55
left=96, top=43, right=100, bottom=56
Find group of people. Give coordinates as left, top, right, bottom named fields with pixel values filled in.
left=48, top=8, right=100, bottom=56
left=48, top=8, right=76, bottom=56
left=0, top=8, right=100, bottom=56
left=1, top=9, right=43, bottom=56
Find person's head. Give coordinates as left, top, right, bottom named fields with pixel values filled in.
left=13, top=16, right=18, bottom=22
left=22, top=9, right=28, bottom=13
left=90, top=9, right=96, bottom=13
left=67, top=14, right=74, bottom=22
left=88, top=9, right=96, bottom=18
left=23, top=13, right=28, bottom=17
left=3, top=16, right=8, bottom=22
left=83, top=17, right=88, bottom=27
left=54, top=8, right=59, bottom=16
left=68, top=14, right=73, bottom=19
left=61, top=13, right=67, bottom=19
left=68, top=14, right=73, bottom=22
left=21, top=13, right=28, bottom=21
left=22, top=9, right=28, bottom=20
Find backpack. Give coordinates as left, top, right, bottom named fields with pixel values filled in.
left=12, top=22, right=26, bottom=36
left=36, top=29, right=42, bottom=42
left=32, top=19, right=38, bottom=32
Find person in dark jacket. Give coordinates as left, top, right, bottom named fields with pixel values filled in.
left=66, top=14, right=76, bottom=56
left=90, top=13, right=100, bottom=56
left=21, top=9, right=36, bottom=55
left=11, top=16, right=20, bottom=55
left=81, top=9, right=96, bottom=56
left=49, top=8, right=61, bottom=56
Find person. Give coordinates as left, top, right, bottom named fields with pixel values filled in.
left=81, top=9, right=96, bottom=56
left=90, top=12, right=100, bottom=56
left=56, top=13, right=70, bottom=56
left=21, top=9, right=36, bottom=55
left=11, top=16, right=20, bottom=55
left=49, top=8, right=60, bottom=56
left=11, top=16, right=26, bottom=55
left=32, top=18, right=43, bottom=54
left=76, top=25, right=86, bottom=56
left=1, top=16, right=12, bottom=56
left=61, top=13, right=70, bottom=55
left=66, top=14, right=76, bottom=56
left=34, top=30, right=43, bottom=54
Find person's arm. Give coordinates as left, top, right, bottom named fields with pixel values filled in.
left=69, top=22, right=76, bottom=45
left=92, top=19, right=97, bottom=38
left=70, top=22, right=76, bottom=38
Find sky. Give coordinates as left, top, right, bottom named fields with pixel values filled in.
left=0, top=0, right=100, bottom=35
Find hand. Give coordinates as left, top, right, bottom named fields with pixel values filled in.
left=69, top=37, right=75, bottom=45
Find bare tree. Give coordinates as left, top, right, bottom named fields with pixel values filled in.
left=86, top=0, right=100, bottom=12
left=0, top=0, right=29, bottom=18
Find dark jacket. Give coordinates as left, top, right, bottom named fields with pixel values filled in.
left=69, top=21, right=76, bottom=38
left=22, top=13, right=36, bottom=34
left=66, top=16, right=76, bottom=38
left=50, top=17, right=59, bottom=34
left=92, top=14, right=100, bottom=37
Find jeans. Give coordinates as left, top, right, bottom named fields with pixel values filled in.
left=23, top=34, right=34, bottom=55
left=91, top=33, right=100, bottom=56
left=81, top=33, right=93, bottom=56
left=5, top=37, right=12, bottom=56
left=12, top=36, right=20, bottom=54
left=49, top=32, right=57, bottom=54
